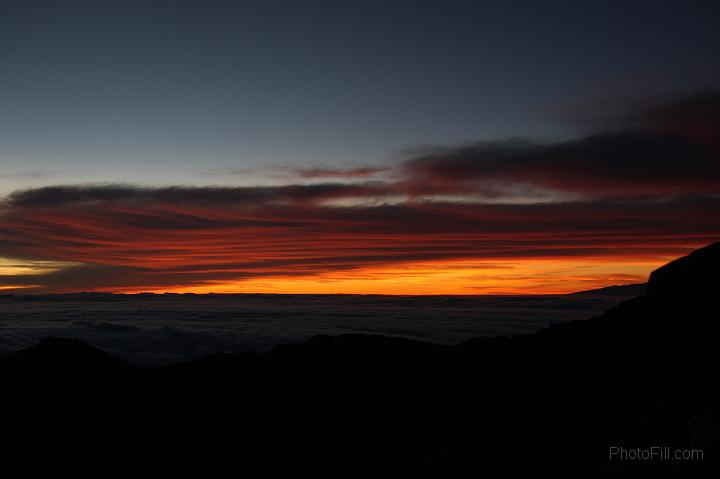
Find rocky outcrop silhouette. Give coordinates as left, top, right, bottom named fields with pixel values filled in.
left=0, top=242, right=719, bottom=477
left=648, top=242, right=720, bottom=301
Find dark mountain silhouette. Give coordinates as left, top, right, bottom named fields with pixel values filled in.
left=7, top=336, right=131, bottom=372
left=1, top=242, right=719, bottom=477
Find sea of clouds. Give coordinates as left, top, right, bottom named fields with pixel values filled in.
left=0, top=293, right=628, bottom=366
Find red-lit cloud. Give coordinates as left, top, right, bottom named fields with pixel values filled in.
left=1, top=92, right=719, bottom=292
left=1, top=188, right=718, bottom=292
left=292, top=166, right=389, bottom=179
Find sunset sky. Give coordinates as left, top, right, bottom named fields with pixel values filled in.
left=1, top=0, right=719, bottom=294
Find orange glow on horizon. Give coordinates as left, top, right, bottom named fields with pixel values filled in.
left=106, top=256, right=666, bottom=296
left=1, top=187, right=715, bottom=295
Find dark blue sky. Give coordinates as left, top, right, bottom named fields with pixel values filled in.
left=1, top=0, right=719, bottom=193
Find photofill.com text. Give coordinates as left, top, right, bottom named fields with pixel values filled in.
left=609, top=446, right=703, bottom=461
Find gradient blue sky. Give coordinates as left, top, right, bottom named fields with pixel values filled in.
left=2, top=0, right=719, bottom=195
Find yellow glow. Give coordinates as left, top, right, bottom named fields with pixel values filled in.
left=0, top=257, right=79, bottom=291
left=0, top=285, right=38, bottom=291
left=0, top=257, right=78, bottom=276
left=145, top=257, right=666, bottom=295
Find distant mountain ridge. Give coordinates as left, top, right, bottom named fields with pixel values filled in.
left=572, top=282, right=647, bottom=296
left=0, top=286, right=646, bottom=301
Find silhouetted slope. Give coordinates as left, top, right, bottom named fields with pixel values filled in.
left=648, top=242, right=720, bottom=300
left=1, top=242, right=719, bottom=477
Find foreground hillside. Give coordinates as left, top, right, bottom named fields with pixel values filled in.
left=1, top=243, right=719, bottom=477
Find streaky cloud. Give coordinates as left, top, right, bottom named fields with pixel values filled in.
left=1, top=91, right=719, bottom=292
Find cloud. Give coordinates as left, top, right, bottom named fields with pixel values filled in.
left=1, top=186, right=718, bottom=292
left=200, top=165, right=389, bottom=182
left=4, top=183, right=397, bottom=208
left=0, top=294, right=631, bottom=365
left=401, top=95, right=720, bottom=199
left=1, top=91, right=719, bottom=292
left=292, top=166, right=389, bottom=179
left=623, top=91, right=720, bottom=144
left=0, top=171, right=60, bottom=180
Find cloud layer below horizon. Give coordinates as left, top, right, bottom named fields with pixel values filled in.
left=1, top=92, right=719, bottom=293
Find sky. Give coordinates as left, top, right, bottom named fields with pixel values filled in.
left=1, top=0, right=719, bottom=294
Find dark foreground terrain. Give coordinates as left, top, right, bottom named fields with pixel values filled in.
left=1, top=244, right=719, bottom=477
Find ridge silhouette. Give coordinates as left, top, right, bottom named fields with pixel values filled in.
left=8, top=336, right=131, bottom=372
left=1, top=242, right=719, bottom=477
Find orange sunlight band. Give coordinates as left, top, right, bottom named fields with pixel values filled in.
left=111, top=257, right=661, bottom=295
